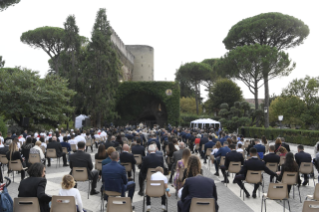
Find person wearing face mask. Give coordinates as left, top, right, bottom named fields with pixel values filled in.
left=18, top=163, right=52, bottom=212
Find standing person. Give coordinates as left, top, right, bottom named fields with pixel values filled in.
left=18, top=163, right=51, bottom=212
left=174, top=148, right=191, bottom=192
left=69, top=142, right=99, bottom=195
left=277, top=152, right=301, bottom=193
left=234, top=148, right=277, bottom=198
left=261, top=135, right=269, bottom=152
left=295, top=145, right=312, bottom=185
left=102, top=151, right=135, bottom=210
left=263, top=145, right=280, bottom=182
left=46, top=136, right=68, bottom=167
left=167, top=142, right=177, bottom=171
left=169, top=142, right=185, bottom=183
left=120, top=144, right=136, bottom=179
left=199, top=133, right=209, bottom=160
left=6, top=139, right=26, bottom=180
left=177, top=174, right=219, bottom=212
left=274, top=138, right=282, bottom=154
left=59, top=175, right=86, bottom=212
left=281, top=137, right=290, bottom=152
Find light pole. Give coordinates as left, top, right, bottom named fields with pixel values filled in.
left=278, top=115, right=283, bottom=136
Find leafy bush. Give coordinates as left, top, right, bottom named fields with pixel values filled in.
left=241, top=127, right=319, bottom=145
left=0, top=116, right=7, bottom=136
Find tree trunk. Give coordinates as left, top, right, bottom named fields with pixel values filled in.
left=195, top=84, right=199, bottom=115
left=264, top=76, right=270, bottom=128
left=254, top=82, right=260, bottom=127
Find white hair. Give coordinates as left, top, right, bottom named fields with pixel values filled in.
left=197, top=134, right=201, bottom=138
left=148, top=144, right=156, bottom=152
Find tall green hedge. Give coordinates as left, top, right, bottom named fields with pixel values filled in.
left=0, top=116, right=7, bottom=136
left=241, top=127, right=319, bottom=146
left=116, top=81, right=180, bottom=126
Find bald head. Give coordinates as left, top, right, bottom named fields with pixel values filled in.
left=179, top=142, right=185, bottom=149
left=123, top=144, right=130, bottom=151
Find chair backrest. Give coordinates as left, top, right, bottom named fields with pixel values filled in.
left=9, top=160, right=23, bottom=171
left=72, top=167, right=89, bottom=181
left=201, top=144, right=205, bottom=151
left=107, top=196, right=132, bottom=212
left=244, top=141, right=250, bottom=148
left=0, top=154, right=8, bottom=164
left=104, top=190, right=121, bottom=196
left=47, top=148, right=57, bottom=158
left=245, top=170, right=262, bottom=184
left=40, top=146, right=46, bottom=153
left=146, top=168, right=157, bottom=181
left=50, top=196, right=76, bottom=212
left=205, top=148, right=212, bottom=156
left=302, top=201, right=319, bottom=212
left=228, top=162, right=241, bottom=174
left=133, top=154, right=142, bottom=165
left=219, top=156, right=225, bottom=166
left=195, top=143, right=200, bottom=150
left=86, top=137, right=92, bottom=146
left=266, top=162, right=278, bottom=173
left=95, top=159, right=103, bottom=171
left=313, top=183, right=319, bottom=201
left=279, top=156, right=286, bottom=166
left=14, top=197, right=40, bottom=212
left=121, top=163, right=132, bottom=172
left=146, top=180, right=165, bottom=197
left=166, top=156, right=172, bottom=165
left=282, top=172, right=298, bottom=185
left=267, top=183, right=288, bottom=200
left=70, top=144, right=77, bottom=151
left=299, top=162, right=313, bottom=174
left=189, top=198, right=216, bottom=212
left=265, top=144, right=269, bottom=153
left=28, top=153, right=41, bottom=164
left=62, top=147, right=68, bottom=154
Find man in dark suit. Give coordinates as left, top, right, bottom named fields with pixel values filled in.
left=148, top=134, right=161, bottom=151
left=263, top=145, right=280, bottom=182
left=204, top=135, right=216, bottom=163
left=213, top=141, right=231, bottom=176
left=177, top=175, right=219, bottom=212
left=295, top=144, right=312, bottom=185
left=138, top=144, right=164, bottom=196
left=120, top=144, right=136, bottom=178
left=69, top=141, right=99, bottom=195
left=281, top=137, right=290, bottom=152
left=104, top=136, right=115, bottom=150
left=199, top=133, right=209, bottom=160
left=46, top=136, right=68, bottom=167
left=131, top=138, right=145, bottom=157
left=169, top=142, right=185, bottom=183
left=220, top=144, right=244, bottom=183
left=103, top=151, right=135, bottom=209
left=234, top=147, right=277, bottom=198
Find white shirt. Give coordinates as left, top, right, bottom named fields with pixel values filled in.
left=68, top=139, right=78, bottom=150
left=74, top=135, right=86, bottom=144
left=58, top=188, right=84, bottom=212
left=41, top=143, right=47, bottom=149
left=174, top=145, right=180, bottom=151
left=211, top=148, right=219, bottom=155
left=151, top=171, right=168, bottom=184
left=32, top=145, right=45, bottom=160
left=59, top=136, right=63, bottom=142
left=0, top=136, right=4, bottom=143
left=236, top=148, right=244, bottom=153
left=19, top=137, right=26, bottom=144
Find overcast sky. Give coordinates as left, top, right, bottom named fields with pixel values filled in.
left=0, top=0, right=318, bottom=100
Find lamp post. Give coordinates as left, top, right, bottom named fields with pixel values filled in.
left=278, top=115, right=283, bottom=136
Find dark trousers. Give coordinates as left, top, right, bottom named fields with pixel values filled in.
left=234, top=174, right=259, bottom=193
left=220, top=165, right=228, bottom=181
left=86, top=146, right=93, bottom=152
left=89, top=170, right=99, bottom=190
left=147, top=195, right=165, bottom=206
left=169, top=163, right=176, bottom=182
left=214, top=157, right=220, bottom=173
left=178, top=200, right=183, bottom=212
left=103, top=181, right=135, bottom=201
left=47, top=152, right=67, bottom=166
left=138, top=172, right=145, bottom=192
left=303, top=174, right=309, bottom=182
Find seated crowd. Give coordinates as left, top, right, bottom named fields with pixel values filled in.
left=0, top=125, right=319, bottom=212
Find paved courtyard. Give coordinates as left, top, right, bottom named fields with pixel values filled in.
left=5, top=141, right=318, bottom=212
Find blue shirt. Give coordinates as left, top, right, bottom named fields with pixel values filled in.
left=214, top=146, right=231, bottom=157
left=61, top=142, right=71, bottom=152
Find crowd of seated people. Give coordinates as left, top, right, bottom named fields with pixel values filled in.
left=1, top=125, right=319, bottom=212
